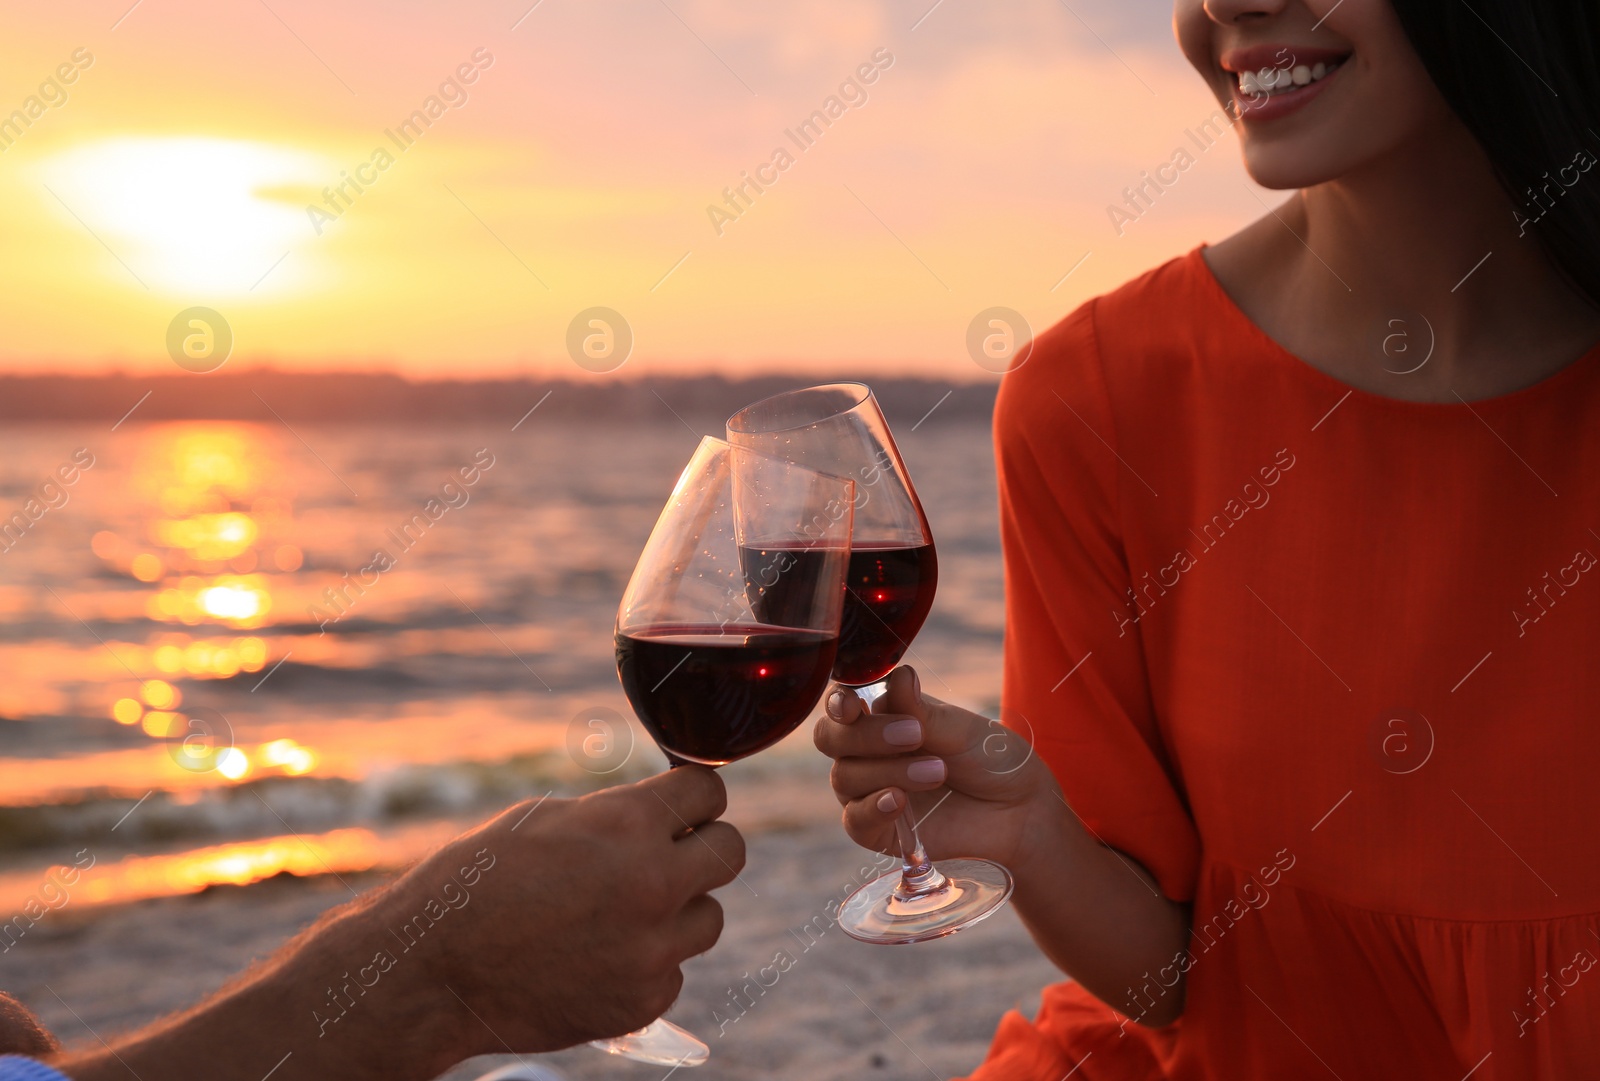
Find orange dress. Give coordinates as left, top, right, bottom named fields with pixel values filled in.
left=966, top=249, right=1600, bottom=1080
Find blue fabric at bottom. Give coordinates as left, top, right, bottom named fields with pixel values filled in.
left=0, top=1056, right=72, bottom=1081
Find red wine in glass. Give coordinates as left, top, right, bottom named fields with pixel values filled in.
left=740, top=543, right=937, bottom=687
left=616, top=623, right=838, bottom=765
left=835, top=543, right=938, bottom=686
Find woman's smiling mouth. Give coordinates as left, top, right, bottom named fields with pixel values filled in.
left=1222, top=45, right=1353, bottom=122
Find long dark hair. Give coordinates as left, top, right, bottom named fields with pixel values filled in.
left=1390, top=1, right=1600, bottom=308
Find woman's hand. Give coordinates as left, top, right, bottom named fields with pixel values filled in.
left=818, top=667, right=1192, bottom=1026
left=813, top=665, right=1064, bottom=873
left=815, top=666, right=1190, bottom=1025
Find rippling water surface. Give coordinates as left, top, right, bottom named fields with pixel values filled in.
left=0, top=418, right=1002, bottom=908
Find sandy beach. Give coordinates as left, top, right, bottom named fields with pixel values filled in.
left=5, top=760, right=1062, bottom=1081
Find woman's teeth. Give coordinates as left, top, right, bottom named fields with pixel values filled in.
left=1237, top=60, right=1339, bottom=97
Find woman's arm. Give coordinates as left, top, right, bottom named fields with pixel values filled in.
left=816, top=667, right=1191, bottom=1026
left=1007, top=782, right=1192, bottom=1027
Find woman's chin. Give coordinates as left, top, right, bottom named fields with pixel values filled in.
left=1238, top=147, right=1348, bottom=192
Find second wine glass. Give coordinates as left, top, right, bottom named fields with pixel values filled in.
left=727, top=383, right=1014, bottom=945
left=593, top=436, right=853, bottom=1065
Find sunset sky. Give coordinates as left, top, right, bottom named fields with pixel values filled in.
left=1, top=0, right=1270, bottom=377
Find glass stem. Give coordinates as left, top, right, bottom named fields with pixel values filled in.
left=852, top=678, right=949, bottom=899
left=893, top=807, right=948, bottom=898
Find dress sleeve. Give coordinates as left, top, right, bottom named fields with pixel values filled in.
left=996, top=298, right=1200, bottom=902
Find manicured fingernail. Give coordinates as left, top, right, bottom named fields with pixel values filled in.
left=907, top=757, right=945, bottom=784
left=876, top=791, right=898, bottom=813
left=826, top=690, right=846, bottom=719
left=911, top=668, right=921, bottom=700
left=883, top=718, right=922, bottom=746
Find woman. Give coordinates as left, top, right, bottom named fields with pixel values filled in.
left=816, top=0, right=1600, bottom=1077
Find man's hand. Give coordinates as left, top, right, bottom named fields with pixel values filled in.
left=48, top=767, right=744, bottom=1081
left=399, top=765, right=744, bottom=1054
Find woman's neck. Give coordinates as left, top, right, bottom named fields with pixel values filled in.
left=1206, top=118, right=1600, bottom=403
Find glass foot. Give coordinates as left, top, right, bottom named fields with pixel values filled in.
left=839, top=858, right=1014, bottom=944
left=588, top=1018, right=708, bottom=1067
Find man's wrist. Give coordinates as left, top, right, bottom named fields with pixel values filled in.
left=300, top=878, right=484, bottom=1072
left=49, top=882, right=484, bottom=1081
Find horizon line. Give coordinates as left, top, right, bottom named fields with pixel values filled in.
left=0, top=364, right=1003, bottom=385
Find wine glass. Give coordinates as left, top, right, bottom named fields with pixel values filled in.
left=592, top=436, right=853, bottom=1065
left=727, top=383, right=1014, bottom=945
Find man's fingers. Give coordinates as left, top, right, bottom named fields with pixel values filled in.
left=639, top=764, right=727, bottom=832
left=675, top=894, right=725, bottom=960
left=673, top=819, right=747, bottom=891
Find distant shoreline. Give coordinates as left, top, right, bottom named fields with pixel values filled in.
left=0, top=372, right=998, bottom=426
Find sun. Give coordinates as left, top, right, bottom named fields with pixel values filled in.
left=37, top=136, right=332, bottom=297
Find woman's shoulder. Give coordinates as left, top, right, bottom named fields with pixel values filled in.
left=999, top=247, right=1223, bottom=426
left=1031, top=247, right=1219, bottom=369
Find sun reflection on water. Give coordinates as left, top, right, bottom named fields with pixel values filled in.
left=82, top=425, right=318, bottom=784
left=0, top=829, right=381, bottom=913
left=0, top=815, right=474, bottom=914
left=145, top=575, right=272, bottom=625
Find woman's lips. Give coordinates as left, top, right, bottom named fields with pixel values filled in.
left=1229, top=57, right=1348, bottom=123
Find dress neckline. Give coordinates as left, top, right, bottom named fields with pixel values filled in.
left=1189, top=245, right=1600, bottom=413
